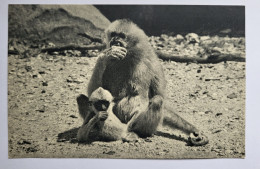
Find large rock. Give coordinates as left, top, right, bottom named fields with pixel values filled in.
left=8, top=5, right=110, bottom=45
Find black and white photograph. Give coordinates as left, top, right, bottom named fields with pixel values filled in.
left=6, top=4, right=246, bottom=159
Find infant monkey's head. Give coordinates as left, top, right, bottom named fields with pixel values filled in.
left=89, top=87, right=113, bottom=112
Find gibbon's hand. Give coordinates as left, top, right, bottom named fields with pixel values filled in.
left=106, top=46, right=127, bottom=60
left=97, top=111, right=108, bottom=121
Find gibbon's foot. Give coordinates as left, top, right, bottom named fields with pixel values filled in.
left=97, top=111, right=108, bottom=121
left=122, top=132, right=139, bottom=142
left=188, top=131, right=209, bottom=146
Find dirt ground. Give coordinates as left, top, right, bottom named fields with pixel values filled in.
left=8, top=45, right=245, bottom=158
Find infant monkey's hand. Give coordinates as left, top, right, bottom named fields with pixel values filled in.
left=97, top=111, right=108, bottom=121
left=106, top=46, right=127, bottom=60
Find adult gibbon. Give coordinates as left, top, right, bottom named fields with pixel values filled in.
left=77, top=19, right=208, bottom=146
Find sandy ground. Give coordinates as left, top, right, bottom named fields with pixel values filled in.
left=8, top=49, right=245, bottom=158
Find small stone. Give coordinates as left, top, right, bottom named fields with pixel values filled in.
left=30, top=44, right=39, bottom=48
left=157, top=43, right=164, bottom=47
left=17, top=139, right=31, bottom=145
left=175, top=34, right=184, bottom=44
left=48, top=42, right=55, bottom=47
left=51, top=51, right=59, bottom=55
left=25, top=66, right=32, bottom=72
left=227, top=93, right=237, bottom=99
left=176, top=34, right=184, bottom=40
left=215, top=113, right=223, bottom=117
left=36, top=106, right=45, bottom=113
left=205, top=110, right=212, bottom=114
left=200, top=36, right=210, bottom=41
left=212, top=129, right=222, bottom=134
left=185, top=33, right=200, bottom=44
left=42, top=82, right=48, bottom=86
left=39, top=71, right=45, bottom=74
left=144, top=138, right=152, bottom=142
left=198, top=112, right=205, bottom=115
left=26, top=147, right=38, bottom=153
left=103, top=151, right=115, bottom=155
left=69, top=115, right=77, bottom=118
left=57, top=138, right=66, bottom=142
left=225, top=150, right=233, bottom=154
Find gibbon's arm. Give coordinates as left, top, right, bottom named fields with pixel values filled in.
left=77, top=115, right=100, bottom=142
left=87, top=53, right=109, bottom=96
left=150, top=69, right=166, bottom=99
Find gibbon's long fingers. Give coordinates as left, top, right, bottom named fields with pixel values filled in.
left=111, top=46, right=127, bottom=53
left=97, top=111, right=108, bottom=121
left=107, top=46, right=127, bottom=60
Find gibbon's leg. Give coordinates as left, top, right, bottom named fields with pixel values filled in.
left=127, top=95, right=164, bottom=138
left=163, top=102, right=209, bottom=146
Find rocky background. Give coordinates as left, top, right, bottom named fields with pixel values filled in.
left=8, top=5, right=245, bottom=158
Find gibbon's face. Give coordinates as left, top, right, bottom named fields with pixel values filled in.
left=109, top=32, right=128, bottom=49
left=106, top=19, right=146, bottom=50
left=92, top=100, right=110, bottom=112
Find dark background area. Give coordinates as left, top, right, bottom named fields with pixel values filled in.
left=95, top=5, right=245, bottom=37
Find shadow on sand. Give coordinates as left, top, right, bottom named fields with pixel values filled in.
left=57, top=127, right=79, bottom=143
left=155, top=131, right=192, bottom=146
left=57, top=127, right=191, bottom=145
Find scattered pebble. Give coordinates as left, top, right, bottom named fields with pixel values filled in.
left=212, top=129, right=222, bottom=134
left=25, top=65, right=32, bottom=72
left=39, top=71, right=45, bottom=74
left=17, top=139, right=31, bottom=145
left=227, top=93, right=237, bottom=99
left=57, top=138, right=67, bottom=142
left=103, top=151, right=115, bottom=155
left=69, top=115, right=77, bottom=118
left=25, top=147, right=38, bottom=153
left=144, top=138, right=152, bottom=142
left=198, top=112, right=205, bottom=115
left=215, top=113, right=223, bottom=117
left=185, top=33, right=200, bottom=44
left=42, top=81, right=48, bottom=86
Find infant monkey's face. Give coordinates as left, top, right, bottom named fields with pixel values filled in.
left=93, top=100, right=110, bottom=111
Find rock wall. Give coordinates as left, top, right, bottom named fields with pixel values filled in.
left=8, top=5, right=110, bottom=45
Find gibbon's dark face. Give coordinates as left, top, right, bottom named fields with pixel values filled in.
left=93, top=100, right=110, bottom=111
left=109, top=32, right=127, bottom=48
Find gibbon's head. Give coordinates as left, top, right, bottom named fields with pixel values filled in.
left=89, top=87, right=113, bottom=112
left=105, top=19, right=149, bottom=50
